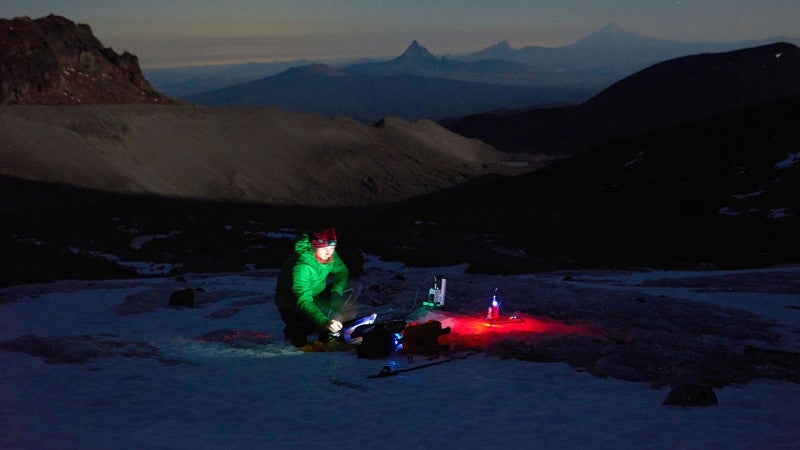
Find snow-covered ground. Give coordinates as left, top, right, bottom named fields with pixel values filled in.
left=1, top=257, right=799, bottom=449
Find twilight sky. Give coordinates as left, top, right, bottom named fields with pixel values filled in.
left=2, top=0, right=799, bottom=68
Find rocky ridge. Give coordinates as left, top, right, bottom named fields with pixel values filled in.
left=0, top=14, right=174, bottom=105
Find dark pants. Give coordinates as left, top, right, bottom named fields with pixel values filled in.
left=279, top=280, right=362, bottom=347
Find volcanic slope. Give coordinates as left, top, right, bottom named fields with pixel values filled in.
left=0, top=104, right=518, bottom=206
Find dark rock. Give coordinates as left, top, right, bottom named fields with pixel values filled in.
left=169, top=288, right=195, bottom=308
left=663, top=383, right=718, bottom=407
left=175, top=276, right=187, bottom=282
left=0, top=334, right=161, bottom=364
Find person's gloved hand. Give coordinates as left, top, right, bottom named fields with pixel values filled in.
left=325, top=319, right=343, bottom=334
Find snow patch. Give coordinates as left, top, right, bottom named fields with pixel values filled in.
left=624, top=151, right=644, bottom=167
left=1, top=266, right=800, bottom=448
left=732, top=190, right=764, bottom=199
left=768, top=208, right=792, bottom=219
left=775, top=151, right=800, bottom=170
left=264, top=231, right=298, bottom=239
left=718, top=206, right=741, bottom=216
left=130, top=231, right=180, bottom=250
left=69, top=247, right=175, bottom=275
left=13, top=235, right=45, bottom=246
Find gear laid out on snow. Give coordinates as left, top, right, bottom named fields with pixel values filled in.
left=398, top=320, right=451, bottom=355
left=350, top=318, right=455, bottom=359
left=352, top=319, right=407, bottom=359
left=341, top=313, right=378, bottom=343
left=482, top=287, right=524, bottom=324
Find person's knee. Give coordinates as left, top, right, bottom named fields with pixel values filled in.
left=284, top=326, right=311, bottom=347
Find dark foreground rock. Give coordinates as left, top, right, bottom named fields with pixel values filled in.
left=663, top=383, right=719, bottom=407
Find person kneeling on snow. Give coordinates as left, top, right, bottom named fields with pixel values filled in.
left=275, top=227, right=361, bottom=347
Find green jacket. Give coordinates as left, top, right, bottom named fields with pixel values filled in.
left=274, top=235, right=349, bottom=327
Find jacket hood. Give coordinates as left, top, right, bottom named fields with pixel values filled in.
left=294, top=235, right=313, bottom=255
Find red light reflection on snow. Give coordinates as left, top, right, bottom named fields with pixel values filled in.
left=431, top=313, right=600, bottom=348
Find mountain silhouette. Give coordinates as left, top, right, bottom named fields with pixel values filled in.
left=397, top=40, right=436, bottom=60
left=188, top=60, right=591, bottom=122
left=342, top=40, right=549, bottom=86
left=448, top=42, right=800, bottom=155
left=573, top=22, right=642, bottom=46
left=147, top=24, right=800, bottom=105
left=459, top=23, right=800, bottom=89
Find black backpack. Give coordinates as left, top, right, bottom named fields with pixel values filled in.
left=354, top=320, right=407, bottom=359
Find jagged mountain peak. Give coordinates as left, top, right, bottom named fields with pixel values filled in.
left=488, top=39, right=513, bottom=51
left=398, top=40, right=436, bottom=60
left=462, top=39, right=518, bottom=61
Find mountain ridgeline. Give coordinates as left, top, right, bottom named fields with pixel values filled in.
left=183, top=31, right=800, bottom=127
left=186, top=41, right=594, bottom=123
left=151, top=23, right=799, bottom=101
left=187, top=62, right=590, bottom=123
left=459, top=24, right=796, bottom=87
left=448, top=42, right=800, bottom=155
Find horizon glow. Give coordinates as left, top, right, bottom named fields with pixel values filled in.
left=2, top=1, right=799, bottom=68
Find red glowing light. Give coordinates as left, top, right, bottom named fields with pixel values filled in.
left=425, top=312, right=600, bottom=348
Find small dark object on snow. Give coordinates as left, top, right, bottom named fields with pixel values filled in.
left=169, top=288, right=195, bottom=308
left=175, top=276, right=187, bottom=282
left=663, top=383, right=718, bottom=407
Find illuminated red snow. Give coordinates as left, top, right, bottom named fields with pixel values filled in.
left=422, top=312, right=601, bottom=348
